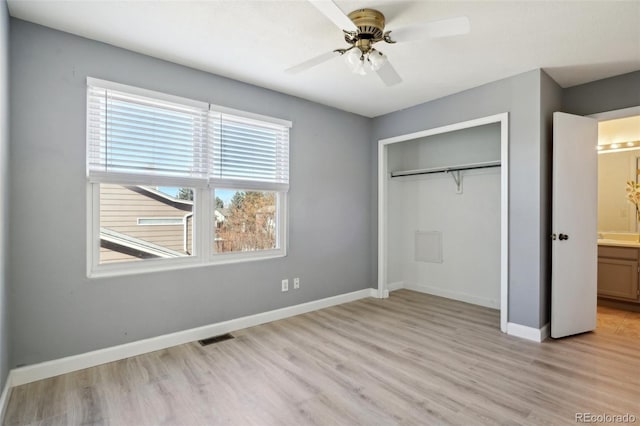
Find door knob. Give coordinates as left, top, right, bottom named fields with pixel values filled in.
left=559, top=233, right=569, bottom=241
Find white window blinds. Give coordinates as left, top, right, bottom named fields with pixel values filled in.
left=210, top=113, right=290, bottom=190
left=87, top=79, right=290, bottom=190
left=87, top=85, right=210, bottom=184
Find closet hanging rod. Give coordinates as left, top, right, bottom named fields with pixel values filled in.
left=390, top=160, right=501, bottom=178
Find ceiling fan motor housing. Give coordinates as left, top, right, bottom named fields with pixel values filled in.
left=347, top=9, right=385, bottom=40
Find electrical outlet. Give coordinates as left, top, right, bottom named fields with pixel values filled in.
left=281, top=279, right=289, bottom=292
left=293, top=277, right=300, bottom=289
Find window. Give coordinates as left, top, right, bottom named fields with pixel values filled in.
left=87, top=78, right=290, bottom=277
left=214, top=190, right=278, bottom=254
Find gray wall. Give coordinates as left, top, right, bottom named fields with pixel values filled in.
left=0, top=0, right=9, bottom=391
left=9, top=19, right=372, bottom=367
left=539, top=70, right=562, bottom=326
left=563, top=71, right=640, bottom=116
left=372, top=69, right=547, bottom=328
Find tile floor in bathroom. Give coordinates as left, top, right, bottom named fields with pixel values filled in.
left=597, top=304, right=640, bottom=337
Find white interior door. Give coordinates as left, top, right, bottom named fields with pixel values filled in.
left=551, top=112, right=598, bottom=338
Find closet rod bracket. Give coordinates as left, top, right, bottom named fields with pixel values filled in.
left=448, top=170, right=463, bottom=194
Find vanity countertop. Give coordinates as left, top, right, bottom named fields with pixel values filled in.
left=597, top=239, right=640, bottom=248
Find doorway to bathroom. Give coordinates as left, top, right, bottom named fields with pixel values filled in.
left=594, top=108, right=640, bottom=334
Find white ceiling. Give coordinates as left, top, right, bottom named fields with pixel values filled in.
left=7, top=0, right=640, bottom=117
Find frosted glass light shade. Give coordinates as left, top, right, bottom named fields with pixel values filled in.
left=346, top=49, right=368, bottom=74
left=344, top=48, right=389, bottom=75
left=368, top=50, right=387, bottom=71
left=353, top=61, right=367, bottom=75
left=346, top=49, right=362, bottom=66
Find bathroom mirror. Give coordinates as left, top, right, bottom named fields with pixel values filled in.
left=597, top=115, right=640, bottom=234
left=597, top=151, right=640, bottom=233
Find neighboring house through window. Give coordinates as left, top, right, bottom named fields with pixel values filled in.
left=100, top=184, right=195, bottom=263
left=86, top=78, right=290, bottom=277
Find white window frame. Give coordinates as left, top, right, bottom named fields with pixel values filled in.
left=86, top=78, right=290, bottom=278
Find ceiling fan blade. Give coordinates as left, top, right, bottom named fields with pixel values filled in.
left=285, top=51, right=340, bottom=74
left=308, top=0, right=358, bottom=32
left=376, top=61, right=402, bottom=87
left=391, top=16, right=470, bottom=41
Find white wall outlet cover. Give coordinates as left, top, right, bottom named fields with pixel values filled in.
left=281, top=279, right=289, bottom=292
left=293, top=278, right=300, bottom=289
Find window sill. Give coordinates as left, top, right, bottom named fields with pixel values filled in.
left=88, top=251, right=286, bottom=279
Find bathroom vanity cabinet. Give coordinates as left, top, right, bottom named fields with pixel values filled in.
left=597, top=245, right=640, bottom=302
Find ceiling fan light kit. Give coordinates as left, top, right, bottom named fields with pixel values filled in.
left=345, top=46, right=387, bottom=75
left=337, top=9, right=394, bottom=76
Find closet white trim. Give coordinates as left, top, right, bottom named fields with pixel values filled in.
left=377, top=113, right=509, bottom=333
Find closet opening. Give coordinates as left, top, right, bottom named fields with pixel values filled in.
left=378, top=113, right=509, bottom=332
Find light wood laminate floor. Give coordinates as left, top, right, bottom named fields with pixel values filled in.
left=5, top=290, right=640, bottom=425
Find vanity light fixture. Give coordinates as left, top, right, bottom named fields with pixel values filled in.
left=597, top=140, right=640, bottom=154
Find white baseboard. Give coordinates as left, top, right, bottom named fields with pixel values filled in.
left=386, top=281, right=404, bottom=292
left=507, top=322, right=550, bottom=342
left=11, top=288, right=374, bottom=387
left=0, top=371, right=13, bottom=423
left=539, top=322, right=550, bottom=341
left=368, top=288, right=385, bottom=298
left=404, top=282, right=499, bottom=309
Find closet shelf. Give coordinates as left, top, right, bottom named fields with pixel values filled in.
left=390, top=160, right=501, bottom=178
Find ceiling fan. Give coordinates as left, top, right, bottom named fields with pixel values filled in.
left=286, top=0, right=471, bottom=86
